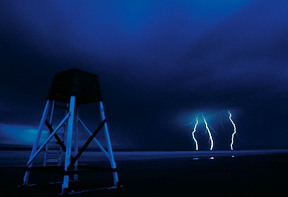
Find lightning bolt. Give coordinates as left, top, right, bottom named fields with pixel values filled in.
left=228, top=111, right=237, bottom=150
left=192, top=115, right=199, bottom=150
left=202, top=114, right=214, bottom=150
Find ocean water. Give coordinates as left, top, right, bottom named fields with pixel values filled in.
left=1, top=149, right=288, bottom=167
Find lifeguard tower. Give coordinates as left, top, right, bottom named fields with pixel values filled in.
left=22, top=68, right=119, bottom=194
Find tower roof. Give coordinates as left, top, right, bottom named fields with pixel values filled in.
left=47, top=68, right=103, bottom=104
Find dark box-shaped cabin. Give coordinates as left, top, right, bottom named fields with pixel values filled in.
left=47, top=68, right=103, bottom=105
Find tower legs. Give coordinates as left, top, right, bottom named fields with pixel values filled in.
left=62, top=96, right=76, bottom=193
left=23, top=98, right=119, bottom=193
left=99, top=101, right=119, bottom=186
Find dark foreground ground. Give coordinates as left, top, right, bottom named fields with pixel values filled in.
left=0, top=150, right=288, bottom=196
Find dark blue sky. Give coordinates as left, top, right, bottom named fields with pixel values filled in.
left=1, top=0, right=288, bottom=150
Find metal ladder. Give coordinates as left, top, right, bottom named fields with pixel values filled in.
left=43, top=102, right=67, bottom=167
left=43, top=130, right=65, bottom=166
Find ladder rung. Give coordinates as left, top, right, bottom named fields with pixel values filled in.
left=48, top=141, right=59, bottom=145
left=47, top=150, right=61, bottom=154
left=55, top=105, right=69, bottom=110
left=46, top=159, right=61, bottom=163
left=49, top=140, right=63, bottom=145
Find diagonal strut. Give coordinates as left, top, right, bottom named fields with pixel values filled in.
left=68, top=119, right=106, bottom=168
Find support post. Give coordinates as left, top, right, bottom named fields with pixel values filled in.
left=73, top=106, right=79, bottom=181
left=23, top=100, right=50, bottom=185
left=62, top=96, right=76, bottom=194
left=99, top=101, right=119, bottom=186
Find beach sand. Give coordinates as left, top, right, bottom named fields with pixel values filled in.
left=0, top=150, right=288, bottom=196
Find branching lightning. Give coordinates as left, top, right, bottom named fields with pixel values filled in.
left=228, top=111, right=237, bottom=150
left=192, top=115, right=199, bottom=150
left=202, top=114, right=214, bottom=150
left=189, top=111, right=237, bottom=151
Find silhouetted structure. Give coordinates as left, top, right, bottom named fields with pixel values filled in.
left=22, top=68, right=119, bottom=194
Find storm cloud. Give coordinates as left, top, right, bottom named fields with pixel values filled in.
left=1, top=0, right=288, bottom=150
